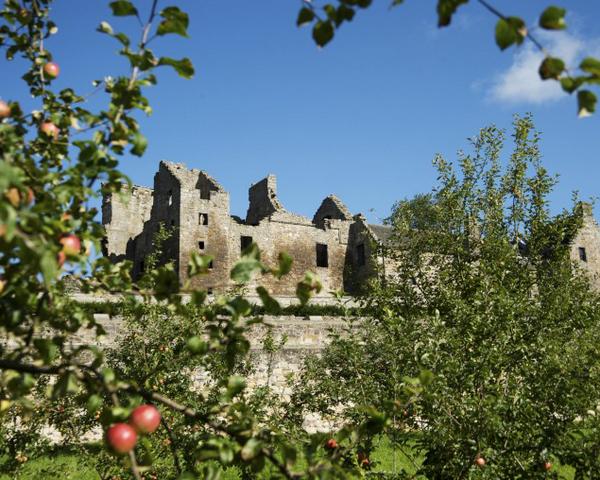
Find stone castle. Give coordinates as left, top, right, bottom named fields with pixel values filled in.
left=101, top=161, right=392, bottom=295
left=101, top=161, right=600, bottom=294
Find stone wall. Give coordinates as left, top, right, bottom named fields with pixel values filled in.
left=102, top=161, right=391, bottom=296
left=570, top=204, right=600, bottom=289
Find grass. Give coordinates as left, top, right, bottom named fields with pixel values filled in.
left=0, top=438, right=578, bottom=479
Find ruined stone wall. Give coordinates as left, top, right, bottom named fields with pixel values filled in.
left=570, top=205, right=600, bottom=289
left=101, top=185, right=153, bottom=263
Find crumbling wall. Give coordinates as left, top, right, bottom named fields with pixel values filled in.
left=571, top=203, right=600, bottom=289
left=246, top=175, right=284, bottom=225
left=101, top=185, right=153, bottom=264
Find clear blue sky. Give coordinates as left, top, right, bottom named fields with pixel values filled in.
left=3, top=0, right=600, bottom=222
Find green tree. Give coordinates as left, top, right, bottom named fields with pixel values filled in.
left=291, top=115, right=600, bottom=478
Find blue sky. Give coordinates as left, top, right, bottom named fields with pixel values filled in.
left=3, top=0, right=600, bottom=222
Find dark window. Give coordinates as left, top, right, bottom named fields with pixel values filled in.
left=316, top=243, right=328, bottom=268
left=579, top=247, right=588, bottom=262
left=170, top=219, right=175, bottom=227
left=207, top=287, right=213, bottom=295
left=208, top=260, right=214, bottom=269
left=139, top=260, right=145, bottom=273
left=198, top=241, right=205, bottom=250
left=356, top=243, right=366, bottom=266
left=241, top=236, right=253, bottom=253
left=199, top=213, right=208, bottom=225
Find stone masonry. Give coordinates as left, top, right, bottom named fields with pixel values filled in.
left=102, top=161, right=391, bottom=295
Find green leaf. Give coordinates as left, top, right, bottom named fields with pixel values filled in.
left=33, top=338, right=59, bottom=364
left=580, top=57, right=600, bottom=77
left=157, top=6, right=189, bottom=37
left=312, top=21, right=334, bottom=47
left=335, top=5, right=355, bottom=27
left=560, top=76, right=584, bottom=94
left=577, top=90, right=597, bottom=117
left=109, top=1, right=138, bottom=17
left=241, top=438, right=263, bottom=461
left=273, top=251, right=292, bottom=279
left=539, top=6, right=566, bottom=30
left=495, top=17, right=526, bottom=50
left=188, top=252, right=213, bottom=277
left=40, top=250, right=58, bottom=287
left=227, top=375, right=246, bottom=397
left=52, top=372, right=79, bottom=399
left=296, top=271, right=323, bottom=306
left=86, top=394, right=103, bottom=415
left=130, top=131, right=148, bottom=156
left=539, top=57, right=565, bottom=80
left=256, top=286, right=281, bottom=314
left=230, top=257, right=263, bottom=284
left=158, top=57, right=195, bottom=79
left=297, top=7, right=315, bottom=27
left=437, top=0, right=468, bottom=27
left=186, top=336, right=208, bottom=355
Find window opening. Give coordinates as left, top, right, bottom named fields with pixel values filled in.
left=198, top=241, right=205, bottom=250
left=241, top=236, right=253, bottom=253
left=199, top=213, right=208, bottom=225
left=579, top=246, right=588, bottom=262
left=316, top=243, right=328, bottom=268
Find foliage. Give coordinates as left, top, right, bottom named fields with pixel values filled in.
left=0, top=2, right=428, bottom=477
left=291, top=115, right=600, bottom=478
left=296, top=1, right=600, bottom=117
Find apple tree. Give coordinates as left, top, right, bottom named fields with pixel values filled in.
left=0, top=1, right=425, bottom=478
left=290, top=115, right=600, bottom=478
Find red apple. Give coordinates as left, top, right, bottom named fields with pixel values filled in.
left=40, top=121, right=59, bottom=140
left=325, top=438, right=338, bottom=450
left=129, top=404, right=161, bottom=434
left=357, top=451, right=369, bottom=467
left=106, top=423, right=137, bottom=455
left=0, top=100, right=10, bottom=119
left=475, top=456, right=486, bottom=467
left=43, top=62, right=60, bottom=79
left=543, top=461, right=552, bottom=471
left=60, top=234, right=81, bottom=256
left=26, top=188, right=35, bottom=205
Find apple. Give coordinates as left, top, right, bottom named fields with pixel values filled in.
left=43, top=62, right=60, bottom=79
left=5, top=188, right=21, bottom=208
left=325, top=438, right=338, bottom=450
left=60, top=234, right=81, bottom=256
left=0, top=100, right=10, bottom=119
left=543, top=461, right=552, bottom=471
left=129, top=404, right=161, bottom=434
left=40, top=121, right=59, bottom=140
left=357, top=451, right=369, bottom=467
left=475, top=456, right=486, bottom=467
left=106, top=423, right=137, bottom=455
left=26, top=188, right=35, bottom=205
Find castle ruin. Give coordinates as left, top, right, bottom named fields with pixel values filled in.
left=101, top=161, right=600, bottom=294
left=101, top=161, right=390, bottom=295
